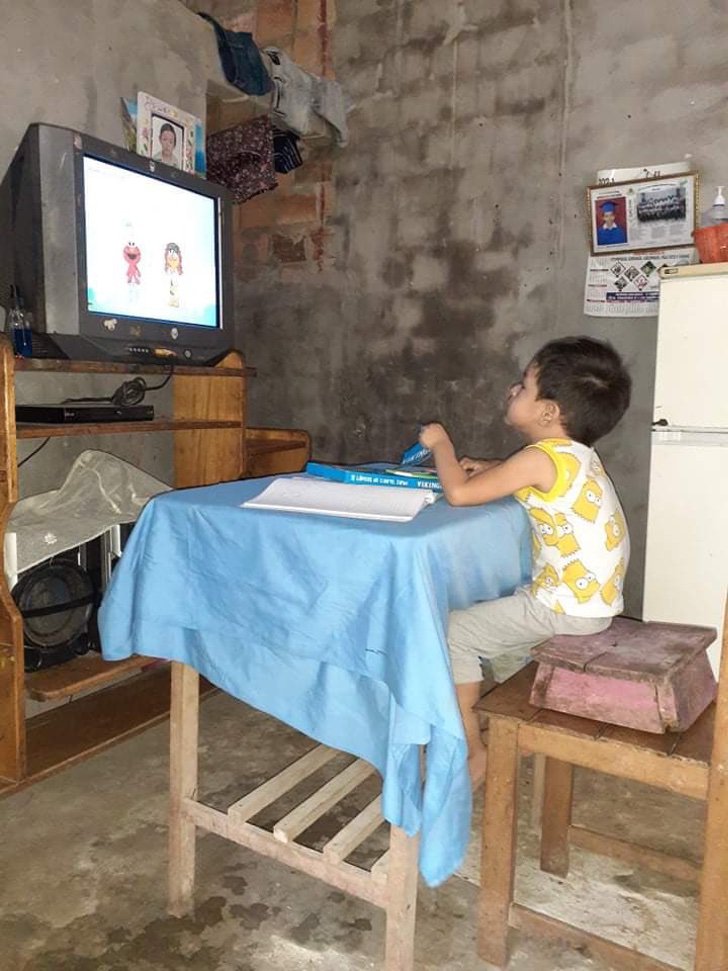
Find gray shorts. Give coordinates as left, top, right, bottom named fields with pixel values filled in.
left=447, top=586, right=612, bottom=685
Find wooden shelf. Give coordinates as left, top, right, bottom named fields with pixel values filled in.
left=245, top=427, right=312, bottom=478
left=15, top=358, right=253, bottom=378
left=247, top=438, right=310, bottom=457
left=0, top=668, right=216, bottom=795
left=16, top=418, right=243, bottom=439
left=0, top=341, right=309, bottom=793
left=25, top=653, right=158, bottom=702
left=23, top=666, right=173, bottom=785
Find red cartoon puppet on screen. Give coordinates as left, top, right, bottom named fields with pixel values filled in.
left=123, top=241, right=142, bottom=286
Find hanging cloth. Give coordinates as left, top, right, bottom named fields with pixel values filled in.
left=206, top=115, right=278, bottom=204
left=272, top=127, right=304, bottom=174
left=263, top=47, right=348, bottom=147
left=198, top=12, right=273, bottom=96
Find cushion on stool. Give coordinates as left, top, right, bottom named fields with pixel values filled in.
left=529, top=617, right=717, bottom=734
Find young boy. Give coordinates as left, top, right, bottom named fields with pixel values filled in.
left=419, top=336, right=632, bottom=784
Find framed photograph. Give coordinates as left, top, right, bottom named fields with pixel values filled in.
left=587, top=173, right=699, bottom=255
left=136, top=91, right=199, bottom=173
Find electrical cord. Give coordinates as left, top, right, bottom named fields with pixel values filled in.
left=20, top=366, right=173, bottom=468
left=110, top=374, right=166, bottom=407
left=18, top=437, right=51, bottom=467
left=62, top=367, right=174, bottom=407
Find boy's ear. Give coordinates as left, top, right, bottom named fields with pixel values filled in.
left=539, top=399, right=561, bottom=426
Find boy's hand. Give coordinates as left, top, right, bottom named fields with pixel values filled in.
left=459, top=456, right=502, bottom=476
left=419, top=422, right=451, bottom=450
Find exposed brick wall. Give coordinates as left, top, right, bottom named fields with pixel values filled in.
left=233, top=150, right=335, bottom=278
left=200, top=0, right=337, bottom=281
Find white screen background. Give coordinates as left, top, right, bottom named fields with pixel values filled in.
left=83, top=157, right=219, bottom=328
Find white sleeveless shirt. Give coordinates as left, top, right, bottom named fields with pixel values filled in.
left=513, top=439, right=629, bottom=617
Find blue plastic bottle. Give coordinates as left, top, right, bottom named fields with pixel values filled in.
left=7, top=287, right=32, bottom=357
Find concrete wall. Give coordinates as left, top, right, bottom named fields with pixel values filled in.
left=0, top=0, right=223, bottom=495
left=0, top=0, right=217, bottom=174
left=234, top=0, right=728, bottom=614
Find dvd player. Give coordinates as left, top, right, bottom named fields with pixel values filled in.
left=15, top=402, right=155, bottom=423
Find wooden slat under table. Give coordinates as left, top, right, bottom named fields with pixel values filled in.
left=168, top=662, right=420, bottom=970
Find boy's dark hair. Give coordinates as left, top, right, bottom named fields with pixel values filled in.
left=531, top=336, right=631, bottom=446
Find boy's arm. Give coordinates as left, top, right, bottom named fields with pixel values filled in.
left=459, top=456, right=502, bottom=476
left=420, top=423, right=556, bottom=506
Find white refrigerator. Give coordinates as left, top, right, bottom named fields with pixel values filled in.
left=643, top=263, right=728, bottom=672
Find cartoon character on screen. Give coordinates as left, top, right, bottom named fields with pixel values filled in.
left=123, top=241, right=142, bottom=288
left=164, top=242, right=183, bottom=308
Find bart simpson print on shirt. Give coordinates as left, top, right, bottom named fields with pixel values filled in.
left=601, top=558, right=626, bottom=606
left=533, top=563, right=559, bottom=594
left=562, top=560, right=600, bottom=604
left=530, top=507, right=559, bottom=546
left=605, top=508, right=627, bottom=551
left=572, top=478, right=603, bottom=522
left=554, top=512, right=580, bottom=555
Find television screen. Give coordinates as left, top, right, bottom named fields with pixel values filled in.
left=83, top=157, right=219, bottom=330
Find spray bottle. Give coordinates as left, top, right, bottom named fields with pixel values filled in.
left=701, top=186, right=727, bottom=227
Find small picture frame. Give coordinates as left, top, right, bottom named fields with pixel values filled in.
left=587, top=173, right=699, bottom=255
left=136, top=91, right=199, bottom=173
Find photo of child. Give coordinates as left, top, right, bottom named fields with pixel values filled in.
left=152, top=117, right=183, bottom=169
left=596, top=199, right=627, bottom=246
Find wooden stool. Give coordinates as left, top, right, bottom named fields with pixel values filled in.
left=168, top=662, right=419, bottom=970
left=476, top=603, right=728, bottom=971
left=530, top=617, right=716, bottom=733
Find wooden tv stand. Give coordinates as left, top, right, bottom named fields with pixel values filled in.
left=0, top=342, right=310, bottom=797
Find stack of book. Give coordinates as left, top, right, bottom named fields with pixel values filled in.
left=305, top=461, right=442, bottom=493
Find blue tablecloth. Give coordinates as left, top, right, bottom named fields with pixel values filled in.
left=99, top=476, right=531, bottom=886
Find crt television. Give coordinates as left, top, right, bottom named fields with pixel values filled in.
left=0, top=123, right=234, bottom=365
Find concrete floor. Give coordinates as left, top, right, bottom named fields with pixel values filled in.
left=0, top=690, right=703, bottom=970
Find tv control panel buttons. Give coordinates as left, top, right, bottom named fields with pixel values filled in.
left=124, top=345, right=197, bottom=363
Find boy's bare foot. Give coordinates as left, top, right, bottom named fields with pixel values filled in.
left=468, top=746, right=487, bottom=790
left=455, top=680, right=489, bottom=788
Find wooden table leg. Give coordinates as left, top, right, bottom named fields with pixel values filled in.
left=694, top=707, right=728, bottom=967
left=540, top=757, right=574, bottom=878
left=478, top=716, right=520, bottom=968
left=530, top=752, right=546, bottom=829
left=168, top=661, right=199, bottom=917
left=384, top=825, right=419, bottom=971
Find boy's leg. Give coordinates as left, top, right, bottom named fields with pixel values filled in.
left=456, top=680, right=488, bottom=787
left=448, top=589, right=613, bottom=786
left=448, top=589, right=561, bottom=787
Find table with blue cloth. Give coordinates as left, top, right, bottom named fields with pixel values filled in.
left=99, top=475, right=531, bottom=888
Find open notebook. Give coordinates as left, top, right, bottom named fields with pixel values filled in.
left=242, top=476, right=438, bottom=522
